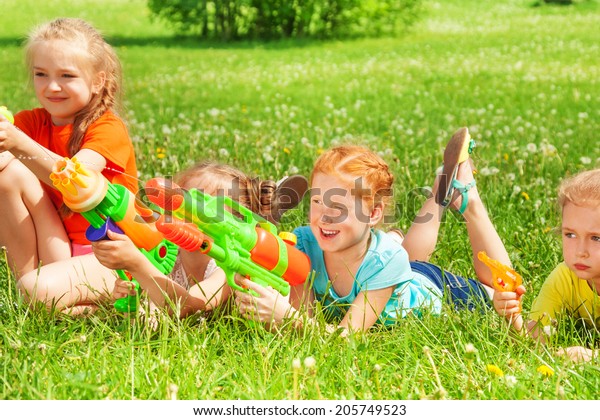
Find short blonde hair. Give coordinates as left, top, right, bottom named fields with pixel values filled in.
left=557, top=168, right=600, bottom=209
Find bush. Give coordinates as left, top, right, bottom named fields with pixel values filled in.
left=147, top=0, right=424, bottom=41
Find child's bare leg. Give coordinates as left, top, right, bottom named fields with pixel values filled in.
left=450, top=160, right=510, bottom=288
left=17, top=253, right=118, bottom=311
left=402, top=177, right=444, bottom=262
left=0, top=159, right=71, bottom=276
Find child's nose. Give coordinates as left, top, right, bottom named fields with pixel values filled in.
left=576, top=242, right=589, bottom=258
left=48, top=79, right=61, bottom=91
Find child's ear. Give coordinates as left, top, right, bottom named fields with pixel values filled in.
left=369, top=203, right=384, bottom=227
left=92, top=71, right=106, bottom=94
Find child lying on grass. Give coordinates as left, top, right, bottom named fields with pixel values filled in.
left=494, top=168, right=600, bottom=362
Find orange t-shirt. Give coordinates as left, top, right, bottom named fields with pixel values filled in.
left=14, top=108, right=138, bottom=244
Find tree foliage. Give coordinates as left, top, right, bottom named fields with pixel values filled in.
left=147, top=0, right=424, bottom=40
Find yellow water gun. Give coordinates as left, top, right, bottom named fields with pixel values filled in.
left=477, top=251, right=522, bottom=292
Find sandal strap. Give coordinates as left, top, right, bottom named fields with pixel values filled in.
left=450, top=179, right=476, bottom=214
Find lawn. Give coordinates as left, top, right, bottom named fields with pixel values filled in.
left=1, top=0, right=599, bottom=401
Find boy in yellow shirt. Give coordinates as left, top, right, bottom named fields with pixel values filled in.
left=494, top=169, right=600, bottom=362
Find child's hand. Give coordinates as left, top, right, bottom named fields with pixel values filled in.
left=234, top=276, right=292, bottom=326
left=556, top=346, right=597, bottom=363
left=112, top=278, right=136, bottom=300
left=493, top=284, right=526, bottom=320
left=0, top=118, right=26, bottom=153
left=91, top=229, right=144, bottom=271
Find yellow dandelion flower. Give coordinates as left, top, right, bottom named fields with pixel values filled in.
left=537, top=365, right=554, bottom=377
left=503, top=153, right=509, bottom=161
left=317, top=148, right=324, bottom=155
left=486, top=364, right=504, bottom=377
left=543, top=226, right=552, bottom=234
left=283, top=147, right=291, bottom=154
left=521, top=191, right=530, bottom=201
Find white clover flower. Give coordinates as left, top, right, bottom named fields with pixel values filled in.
left=507, top=173, right=516, bottom=181
left=513, top=185, right=522, bottom=195
left=526, top=143, right=537, bottom=153
left=161, top=125, right=172, bottom=135
left=578, top=112, right=588, bottom=119
left=465, top=343, right=477, bottom=354
left=208, top=108, right=220, bottom=117
left=580, top=156, right=592, bottom=165
left=303, top=356, right=316, bottom=369
left=218, top=148, right=230, bottom=158
left=504, top=375, right=518, bottom=387
left=543, top=325, right=555, bottom=336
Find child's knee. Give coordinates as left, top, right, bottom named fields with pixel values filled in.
left=0, top=158, right=35, bottom=191
left=16, top=271, right=58, bottom=308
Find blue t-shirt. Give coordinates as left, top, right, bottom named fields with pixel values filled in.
left=294, top=227, right=442, bottom=325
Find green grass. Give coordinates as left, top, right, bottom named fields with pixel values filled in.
left=1, top=0, right=600, bottom=400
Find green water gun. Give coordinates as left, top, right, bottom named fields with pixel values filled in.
left=145, top=177, right=311, bottom=297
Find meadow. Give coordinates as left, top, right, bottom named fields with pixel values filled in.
left=1, top=0, right=599, bottom=400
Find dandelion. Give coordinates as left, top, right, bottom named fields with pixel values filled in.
left=537, top=365, right=554, bottom=377
left=580, top=156, right=592, bottom=165
left=155, top=147, right=166, bottom=159
left=526, top=143, right=537, bottom=153
left=543, top=227, right=552, bottom=234
left=486, top=364, right=504, bottom=377
left=218, top=148, right=230, bottom=158
left=283, top=147, right=291, bottom=154
left=292, top=358, right=301, bottom=399
left=520, top=191, right=530, bottom=201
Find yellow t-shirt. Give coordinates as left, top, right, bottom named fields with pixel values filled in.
left=530, top=262, right=600, bottom=328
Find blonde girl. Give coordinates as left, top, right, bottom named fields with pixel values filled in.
left=92, top=161, right=308, bottom=318
left=0, top=18, right=136, bottom=313
left=236, top=130, right=512, bottom=333
left=494, top=169, right=600, bottom=362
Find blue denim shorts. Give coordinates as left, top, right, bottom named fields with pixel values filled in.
left=410, top=261, right=491, bottom=311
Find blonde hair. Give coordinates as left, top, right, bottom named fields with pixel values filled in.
left=311, top=145, right=394, bottom=212
left=557, top=168, right=600, bottom=210
left=175, top=162, right=277, bottom=219
left=25, top=18, right=122, bottom=156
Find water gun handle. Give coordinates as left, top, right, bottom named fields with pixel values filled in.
left=86, top=218, right=140, bottom=312
left=0, top=106, right=14, bottom=124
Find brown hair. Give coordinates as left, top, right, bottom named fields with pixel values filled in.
left=311, top=145, right=394, bottom=214
left=25, top=18, right=122, bottom=156
left=175, top=162, right=277, bottom=221
left=557, top=168, right=600, bottom=210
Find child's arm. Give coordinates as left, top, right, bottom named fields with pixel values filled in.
left=339, top=287, right=396, bottom=332
left=0, top=118, right=108, bottom=186
left=234, top=277, right=331, bottom=332
left=92, top=230, right=223, bottom=317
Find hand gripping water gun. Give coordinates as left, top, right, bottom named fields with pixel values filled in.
left=144, top=177, right=311, bottom=297
left=477, top=251, right=522, bottom=292
left=0, top=106, right=14, bottom=123
left=50, top=157, right=178, bottom=312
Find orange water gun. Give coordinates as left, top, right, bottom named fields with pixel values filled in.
left=477, top=251, right=522, bottom=292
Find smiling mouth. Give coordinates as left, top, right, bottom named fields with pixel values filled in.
left=574, top=264, right=590, bottom=271
left=47, top=97, right=66, bottom=102
left=320, top=228, right=339, bottom=239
